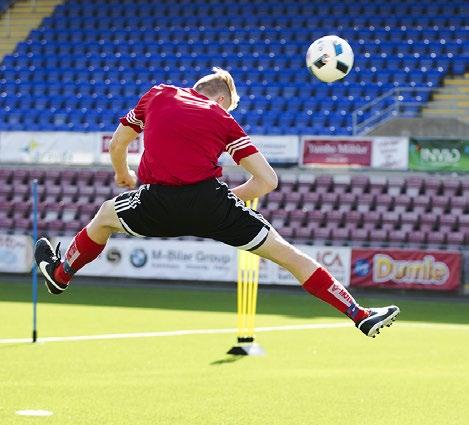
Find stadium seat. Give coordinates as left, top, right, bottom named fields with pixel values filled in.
left=0, top=0, right=464, bottom=134
left=1, top=163, right=468, bottom=246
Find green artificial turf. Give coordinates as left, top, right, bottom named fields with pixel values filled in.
left=1, top=281, right=468, bottom=425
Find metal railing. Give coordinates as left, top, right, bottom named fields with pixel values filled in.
left=351, top=86, right=462, bottom=135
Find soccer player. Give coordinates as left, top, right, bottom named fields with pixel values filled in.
left=35, top=67, right=399, bottom=338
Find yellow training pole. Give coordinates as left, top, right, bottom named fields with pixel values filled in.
left=246, top=252, right=253, bottom=338
left=247, top=198, right=259, bottom=338
left=237, top=249, right=243, bottom=338
left=228, top=198, right=264, bottom=355
left=249, top=248, right=260, bottom=337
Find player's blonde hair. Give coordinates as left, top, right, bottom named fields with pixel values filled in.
left=193, top=67, right=240, bottom=111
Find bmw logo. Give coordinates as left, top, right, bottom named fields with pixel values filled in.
left=130, top=248, right=147, bottom=268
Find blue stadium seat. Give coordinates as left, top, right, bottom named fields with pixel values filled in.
left=0, top=0, right=464, bottom=134
left=452, top=57, right=467, bottom=75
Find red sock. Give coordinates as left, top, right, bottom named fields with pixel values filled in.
left=302, top=267, right=369, bottom=323
left=54, top=227, right=105, bottom=285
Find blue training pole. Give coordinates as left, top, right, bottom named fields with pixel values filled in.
left=31, top=179, right=39, bottom=343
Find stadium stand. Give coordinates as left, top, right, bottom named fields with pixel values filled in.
left=0, top=0, right=467, bottom=134
left=0, top=167, right=467, bottom=249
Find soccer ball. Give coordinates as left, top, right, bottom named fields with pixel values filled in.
left=306, top=35, right=354, bottom=83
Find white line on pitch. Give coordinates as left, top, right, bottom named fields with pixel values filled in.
left=0, top=321, right=468, bottom=345
left=0, top=323, right=349, bottom=344
left=16, top=410, right=53, bottom=417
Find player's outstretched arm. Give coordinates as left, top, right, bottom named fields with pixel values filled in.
left=109, top=124, right=138, bottom=189
left=231, top=152, right=278, bottom=201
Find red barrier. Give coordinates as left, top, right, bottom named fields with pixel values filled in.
left=351, top=248, right=461, bottom=291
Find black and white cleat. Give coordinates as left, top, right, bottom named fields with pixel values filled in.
left=356, top=305, right=400, bottom=338
left=34, top=238, right=68, bottom=295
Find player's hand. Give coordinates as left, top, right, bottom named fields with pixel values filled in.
left=115, top=170, right=137, bottom=189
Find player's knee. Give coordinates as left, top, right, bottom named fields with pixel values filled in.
left=256, top=230, right=297, bottom=263
left=271, top=231, right=313, bottom=266
left=95, top=200, right=119, bottom=228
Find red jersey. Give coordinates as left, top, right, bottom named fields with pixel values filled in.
left=120, top=84, right=258, bottom=185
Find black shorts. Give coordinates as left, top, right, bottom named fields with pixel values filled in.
left=113, top=179, right=271, bottom=251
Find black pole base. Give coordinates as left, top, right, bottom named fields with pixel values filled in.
left=227, top=343, right=265, bottom=356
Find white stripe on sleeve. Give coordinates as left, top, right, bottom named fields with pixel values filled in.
left=126, top=109, right=144, bottom=130
left=229, top=141, right=252, bottom=156
left=226, top=136, right=250, bottom=151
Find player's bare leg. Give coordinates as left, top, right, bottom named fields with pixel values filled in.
left=252, top=228, right=399, bottom=337
left=86, top=199, right=125, bottom=244
left=34, top=199, right=125, bottom=294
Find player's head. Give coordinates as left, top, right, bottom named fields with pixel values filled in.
left=193, top=67, right=240, bottom=112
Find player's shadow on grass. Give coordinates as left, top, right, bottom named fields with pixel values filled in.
left=210, top=356, right=245, bottom=366
left=2, top=278, right=469, bottom=325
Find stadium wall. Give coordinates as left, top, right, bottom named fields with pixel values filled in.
left=1, top=131, right=469, bottom=171
left=0, top=234, right=466, bottom=294
left=1, top=132, right=468, bottom=293
left=369, top=117, right=469, bottom=139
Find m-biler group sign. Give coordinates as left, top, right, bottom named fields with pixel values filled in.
left=55, top=238, right=351, bottom=287
left=351, top=248, right=461, bottom=291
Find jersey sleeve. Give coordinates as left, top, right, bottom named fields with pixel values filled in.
left=119, top=88, right=155, bottom=133
left=224, top=117, right=258, bottom=164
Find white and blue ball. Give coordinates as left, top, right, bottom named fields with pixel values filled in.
left=306, top=35, right=354, bottom=83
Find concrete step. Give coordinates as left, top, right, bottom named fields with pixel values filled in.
left=10, top=5, right=57, bottom=10
left=433, top=94, right=469, bottom=101
left=425, top=102, right=468, bottom=110
left=422, top=108, right=469, bottom=117
left=4, top=26, right=35, bottom=36
left=9, top=6, right=56, bottom=12
left=437, top=86, right=469, bottom=93
left=1, top=15, right=47, bottom=23
left=3, top=25, right=40, bottom=30
left=9, top=9, right=56, bottom=15
left=10, top=0, right=59, bottom=5
left=0, top=42, right=17, bottom=49
left=438, top=87, right=469, bottom=94
left=12, top=3, right=58, bottom=8
left=0, top=0, right=63, bottom=60
left=23, top=0, right=60, bottom=4
left=427, top=100, right=469, bottom=108
left=445, top=79, right=469, bottom=86
left=1, top=18, right=43, bottom=22
left=2, top=25, right=39, bottom=31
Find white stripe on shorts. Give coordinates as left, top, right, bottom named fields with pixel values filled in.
left=114, top=199, right=128, bottom=206
left=236, top=226, right=269, bottom=251
left=115, top=199, right=131, bottom=213
left=227, top=192, right=270, bottom=228
left=118, top=217, right=145, bottom=238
